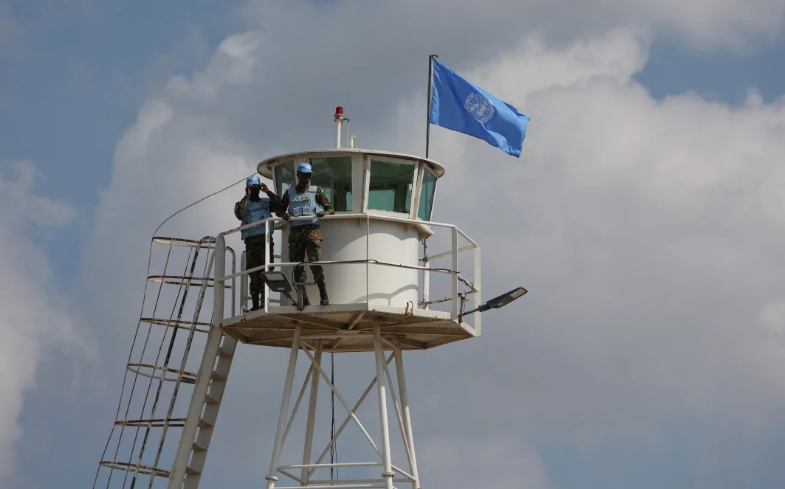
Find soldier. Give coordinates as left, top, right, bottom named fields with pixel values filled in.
left=280, top=162, right=334, bottom=306
left=234, top=174, right=293, bottom=311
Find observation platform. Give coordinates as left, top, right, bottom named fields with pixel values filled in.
left=212, top=147, right=482, bottom=353
left=221, top=303, right=476, bottom=352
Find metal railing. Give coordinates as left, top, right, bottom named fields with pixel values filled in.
left=94, top=236, right=238, bottom=489
left=212, top=213, right=481, bottom=331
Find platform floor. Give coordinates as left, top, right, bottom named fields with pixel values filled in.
left=221, top=303, right=476, bottom=351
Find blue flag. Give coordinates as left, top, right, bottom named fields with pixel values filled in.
left=429, top=58, right=530, bottom=157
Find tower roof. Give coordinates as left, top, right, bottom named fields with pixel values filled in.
left=257, top=148, right=445, bottom=179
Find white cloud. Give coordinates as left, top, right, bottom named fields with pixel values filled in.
left=0, top=161, right=82, bottom=481
left=387, top=28, right=785, bottom=443
left=73, top=21, right=785, bottom=488
left=244, top=0, right=784, bottom=54
left=79, top=32, right=271, bottom=330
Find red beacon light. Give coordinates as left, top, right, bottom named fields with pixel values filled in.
left=334, top=106, right=345, bottom=122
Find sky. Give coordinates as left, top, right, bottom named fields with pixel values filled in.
left=1, top=0, right=785, bottom=488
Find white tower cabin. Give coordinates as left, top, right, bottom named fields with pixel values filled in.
left=92, top=108, right=526, bottom=489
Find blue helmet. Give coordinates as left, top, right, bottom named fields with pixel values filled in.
left=246, top=174, right=261, bottom=186
left=296, top=162, right=313, bottom=174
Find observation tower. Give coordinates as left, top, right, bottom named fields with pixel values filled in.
left=92, top=107, right=526, bottom=489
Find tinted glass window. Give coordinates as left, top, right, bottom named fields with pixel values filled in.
left=368, top=160, right=415, bottom=213
left=309, top=156, right=353, bottom=212
left=274, top=160, right=295, bottom=196
left=417, top=168, right=437, bottom=220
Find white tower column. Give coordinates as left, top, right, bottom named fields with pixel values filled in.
left=373, top=326, right=395, bottom=489
left=267, top=325, right=303, bottom=489
left=301, top=347, right=322, bottom=485
left=394, top=345, right=420, bottom=489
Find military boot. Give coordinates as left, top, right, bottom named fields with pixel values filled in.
left=317, top=282, right=329, bottom=306
left=251, top=293, right=260, bottom=311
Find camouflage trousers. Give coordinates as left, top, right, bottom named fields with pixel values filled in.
left=245, top=235, right=274, bottom=296
left=288, top=226, right=324, bottom=285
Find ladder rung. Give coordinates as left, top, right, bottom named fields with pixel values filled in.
left=192, top=442, right=208, bottom=452
left=185, top=466, right=202, bottom=475
left=198, top=418, right=214, bottom=428
left=217, top=348, right=234, bottom=357
left=204, top=394, right=220, bottom=404
left=211, top=371, right=227, bottom=381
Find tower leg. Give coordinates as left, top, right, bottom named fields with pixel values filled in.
left=301, top=347, right=322, bottom=485
left=373, top=325, right=395, bottom=489
left=267, top=326, right=303, bottom=489
left=394, top=345, right=420, bottom=489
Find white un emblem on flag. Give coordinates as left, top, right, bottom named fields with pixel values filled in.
left=464, top=92, right=495, bottom=123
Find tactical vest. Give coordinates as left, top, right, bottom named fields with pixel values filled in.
left=241, top=198, right=273, bottom=240
left=287, top=186, right=322, bottom=227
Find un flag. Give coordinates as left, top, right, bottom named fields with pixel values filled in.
left=428, top=58, right=530, bottom=158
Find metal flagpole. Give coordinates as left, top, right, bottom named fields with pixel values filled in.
left=426, top=54, right=438, bottom=158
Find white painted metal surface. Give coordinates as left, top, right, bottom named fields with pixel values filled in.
left=221, top=212, right=482, bottom=337
left=167, top=235, right=240, bottom=489
left=93, top=237, right=241, bottom=489
left=163, top=147, right=485, bottom=489
left=373, top=325, right=395, bottom=489
left=266, top=325, right=303, bottom=489
left=281, top=218, right=420, bottom=307
left=334, top=107, right=345, bottom=148
left=256, top=149, right=445, bottom=179
left=251, top=332, right=422, bottom=489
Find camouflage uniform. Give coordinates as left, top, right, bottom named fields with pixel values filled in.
left=279, top=185, right=334, bottom=285
left=243, top=235, right=274, bottom=296
left=234, top=193, right=284, bottom=298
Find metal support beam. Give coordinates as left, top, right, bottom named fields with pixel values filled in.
left=308, top=354, right=394, bottom=477
left=283, top=365, right=315, bottom=445
left=266, top=325, right=303, bottom=489
left=474, top=244, right=482, bottom=334
left=382, top=354, right=412, bottom=466
left=451, top=227, right=459, bottom=320
left=241, top=251, right=248, bottom=312
left=301, top=347, right=322, bottom=484
left=299, top=343, right=382, bottom=459
left=373, top=326, right=395, bottom=489
left=394, top=345, right=419, bottom=489
left=167, top=245, right=220, bottom=489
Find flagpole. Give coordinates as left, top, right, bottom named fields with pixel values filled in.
left=426, top=54, right=437, bottom=158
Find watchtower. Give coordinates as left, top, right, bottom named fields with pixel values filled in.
left=92, top=108, right=526, bottom=489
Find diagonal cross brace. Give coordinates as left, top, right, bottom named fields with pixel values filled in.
left=299, top=340, right=384, bottom=460
left=308, top=353, right=395, bottom=478
left=282, top=365, right=314, bottom=445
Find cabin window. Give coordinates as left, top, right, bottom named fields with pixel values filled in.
left=417, top=168, right=437, bottom=221
left=274, top=160, right=295, bottom=196
left=367, top=159, right=415, bottom=214
left=309, top=156, right=353, bottom=212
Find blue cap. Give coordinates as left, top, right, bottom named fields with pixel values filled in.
left=246, top=174, right=261, bottom=186
left=297, top=162, right=313, bottom=174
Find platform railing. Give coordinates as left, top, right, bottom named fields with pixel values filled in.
left=213, top=213, right=481, bottom=332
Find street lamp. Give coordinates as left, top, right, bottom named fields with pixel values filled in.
left=459, top=286, right=528, bottom=319
left=260, top=271, right=294, bottom=293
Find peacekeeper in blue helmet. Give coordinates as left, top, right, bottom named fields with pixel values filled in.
left=278, top=162, right=335, bottom=306
left=234, top=174, right=294, bottom=310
